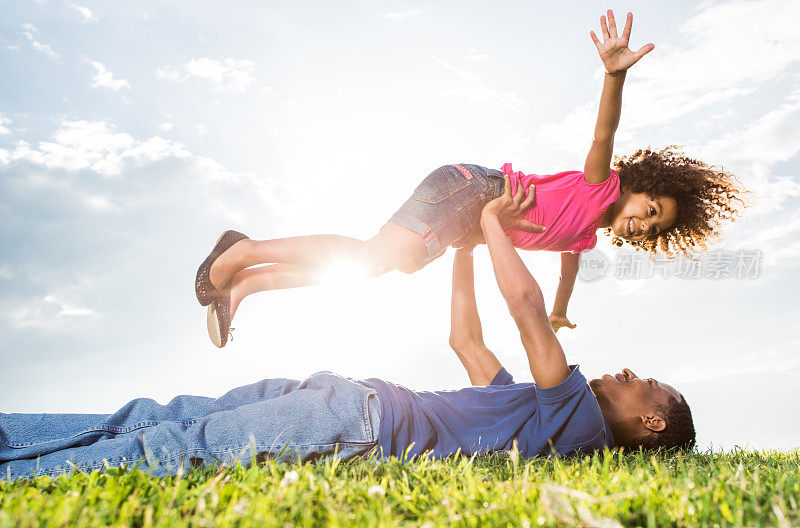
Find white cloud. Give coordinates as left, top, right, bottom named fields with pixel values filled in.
left=696, top=87, right=800, bottom=213
left=21, top=22, right=59, bottom=59
left=193, top=155, right=248, bottom=183
left=703, top=89, right=800, bottom=166
left=86, top=60, right=131, bottom=90
left=158, top=122, right=174, bottom=132
left=0, top=115, right=11, bottom=135
left=673, top=341, right=800, bottom=384
left=1, top=119, right=253, bottom=188
left=384, top=9, right=420, bottom=20
left=68, top=3, right=98, bottom=22
left=462, top=47, right=490, bottom=62
left=622, top=0, right=800, bottom=130
left=534, top=101, right=595, bottom=155
left=157, top=58, right=255, bottom=93
left=3, top=295, right=96, bottom=329
left=8, top=120, right=190, bottom=176
left=84, top=195, right=115, bottom=211
left=43, top=295, right=95, bottom=316
left=431, top=55, right=523, bottom=111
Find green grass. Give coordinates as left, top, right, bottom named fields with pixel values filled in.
left=1, top=449, right=799, bottom=527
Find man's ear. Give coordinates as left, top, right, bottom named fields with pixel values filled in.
left=641, top=413, right=666, bottom=432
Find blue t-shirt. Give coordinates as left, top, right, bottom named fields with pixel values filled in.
left=362, top=365, right=613, bottom=459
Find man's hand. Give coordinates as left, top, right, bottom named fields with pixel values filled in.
left=482, top=174, right=546, bottom=233
left=549, top=313, right=577, bottom=333
left=590, top=11, right=654, bottom=75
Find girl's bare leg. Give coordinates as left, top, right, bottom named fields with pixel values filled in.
left=209, top=222, right=427, bottom=291
left=228, top=263, right=318, bottom=320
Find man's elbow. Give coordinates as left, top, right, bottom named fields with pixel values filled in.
left=448, top=334, right=460, bottom=351
left=449, top=333, right=482, bottom=352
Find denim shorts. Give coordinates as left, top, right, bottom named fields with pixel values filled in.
left=388, top=164, right=504, bottom=271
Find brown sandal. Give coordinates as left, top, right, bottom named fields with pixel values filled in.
left=195, top=230, right=248, bottom=306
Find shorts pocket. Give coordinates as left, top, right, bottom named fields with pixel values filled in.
left=413, top=165, right=473, bottom=204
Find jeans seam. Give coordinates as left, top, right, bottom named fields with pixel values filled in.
left=4, top=419, right=201, bottom=449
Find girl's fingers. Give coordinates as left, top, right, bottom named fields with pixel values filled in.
left=517, top=220, right=546, bottom=233
left=621, top=12, right=633, bottom=42
left=502, top=174, right=512, bottom=198
left=521, top=184, right=536, bottom=210
left=607, top=10, right=618, bottom=38
left=600, top=15, right=610, bottom=40
left=590, top=30, right=601, bottom=49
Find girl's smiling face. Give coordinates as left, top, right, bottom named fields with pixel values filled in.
left=606, top=190, right=678, bottom=242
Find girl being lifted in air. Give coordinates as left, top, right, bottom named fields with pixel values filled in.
left=195, top=10, right=744, bottom=347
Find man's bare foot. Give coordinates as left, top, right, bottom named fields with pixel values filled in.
left=209, top=239, right=249, bottom=290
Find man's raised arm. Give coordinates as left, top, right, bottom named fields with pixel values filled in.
left=480, top=176, right=571, bottom=388
left=449, top=247, right=504, bottom=386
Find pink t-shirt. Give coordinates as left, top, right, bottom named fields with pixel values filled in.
left=501, top=163, right=620, bottom=253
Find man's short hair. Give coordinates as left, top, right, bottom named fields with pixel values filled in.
left=629, top=395, right=696, bottom=451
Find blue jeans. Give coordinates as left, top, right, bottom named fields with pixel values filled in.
left=0, top=372, right=381, bottom=480
left=389, top=164, right=504, bottom=271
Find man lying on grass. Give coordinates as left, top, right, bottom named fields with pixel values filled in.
left=0, top=178, right=694, bottom=480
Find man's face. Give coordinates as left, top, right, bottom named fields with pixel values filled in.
left=589, top=368, right=683, bottom=440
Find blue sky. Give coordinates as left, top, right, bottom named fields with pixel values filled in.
left=1, top=0, right=799, bottom=451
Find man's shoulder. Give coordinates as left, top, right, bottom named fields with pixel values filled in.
left=533, top=366, right=614, bottom=453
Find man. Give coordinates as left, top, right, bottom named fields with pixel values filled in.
left=368, top=178, right=694, bottom=460
left=0, top=178, right=694, bottom=480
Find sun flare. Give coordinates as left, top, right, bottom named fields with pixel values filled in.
left=317, top=259, right=371, bottom=287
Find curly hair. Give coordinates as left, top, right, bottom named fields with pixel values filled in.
left=627, top=395, right=696, bottom=452
left=606, top=146, right=746, bottom=257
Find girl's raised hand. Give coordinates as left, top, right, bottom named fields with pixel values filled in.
left=549, top=313, right=577, bottom=333
left=590, top=10, right=654, bottom=74
left=482, top=174, right=546, bottom=233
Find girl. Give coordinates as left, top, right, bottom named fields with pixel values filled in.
left=196, top=10, right=743, bottom=347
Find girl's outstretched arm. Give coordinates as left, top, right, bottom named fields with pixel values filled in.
left=584, top=10, right=654, bottom=184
